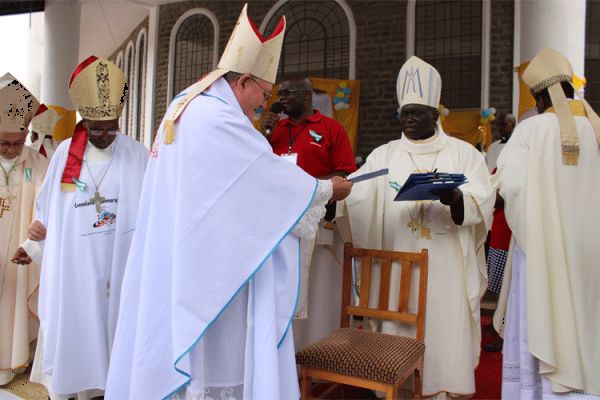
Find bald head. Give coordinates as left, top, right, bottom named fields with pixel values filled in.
left=497, top=113, right=516, bottom=137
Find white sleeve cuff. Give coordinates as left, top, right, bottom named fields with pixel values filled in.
left=292, top=179, right=332, bottom=240
left=21, top=239, right=44, bottom=264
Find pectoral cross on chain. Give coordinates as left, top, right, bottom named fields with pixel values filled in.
left=90, top=191, right=106, bottom=213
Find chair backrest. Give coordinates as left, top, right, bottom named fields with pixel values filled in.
left=340, top=243, right=429, bottom=342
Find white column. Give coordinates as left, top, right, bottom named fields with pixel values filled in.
left=40, top=0, right=81, bottom=108
left=519, top=0, right=586, bottom=76
left=25, top=12, right=44, bottom=99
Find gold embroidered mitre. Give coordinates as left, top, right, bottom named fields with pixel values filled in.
left=32, top=104, right=61, bottom=137
left=0, top=73, right=40, bottom=134
left=522, top=48, right=595, bottom=165
left=397, top=56, right=442, bottom=109
left=68, top=56, right=128, bottom=121
left=161, top=3, right=286, bottom=144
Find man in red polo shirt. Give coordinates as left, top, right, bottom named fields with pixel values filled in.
left=261, top=76, right=356, bottom=181
left=262, top=76, right=356, bottom=351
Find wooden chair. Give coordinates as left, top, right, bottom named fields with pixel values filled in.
left=296, top=243, right=429, bottom=400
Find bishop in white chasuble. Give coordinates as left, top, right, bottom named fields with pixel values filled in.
left=105, top=5, right=353, bottom=399
left=339, top=56, right=494, bottom=399
left=496, top=48, right=600, bottom=398
left=17, top=56, right=149, bottom=399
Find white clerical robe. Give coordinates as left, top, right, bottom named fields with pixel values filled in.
left=485, top=139, right=506, bottom=172
left=0, top=147, right=48, bottom=385
left=30, top=134, right=148, bottom=396
left=293, top=223, right=345, bottom=352
left=496, top=102, right=600, bottom=396
left=105, top=78, right=329, bottom=400
left=339, top=131, right=494, bottom=397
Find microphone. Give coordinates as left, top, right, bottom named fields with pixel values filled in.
left=265, top=102, right=284, bottom=136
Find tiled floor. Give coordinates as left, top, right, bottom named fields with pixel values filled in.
left=0, top=372, right=46, bottom=400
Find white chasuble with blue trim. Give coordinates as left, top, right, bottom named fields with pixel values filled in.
left=106, top=78, right=322, bottom=400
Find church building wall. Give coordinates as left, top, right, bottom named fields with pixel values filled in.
left=146, top=0, right=514, bottom=157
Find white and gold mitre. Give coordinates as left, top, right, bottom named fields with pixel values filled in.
left=32, top=104, right=61, bottom=137
left=524, top=48, right=600, bottom=165
left=522, top=48, right=573, bottom=95
left=0, top=73, right=40, bottom=134
left=68, top=56, right=128, bottom=121
left=218, top=3, right=285, bottom=84
left=396, top=56, right=442, bottom=109
left=161, top=3, right=286, bottom=144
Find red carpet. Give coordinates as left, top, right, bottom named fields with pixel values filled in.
left=474, top=315, right=502, bottom=399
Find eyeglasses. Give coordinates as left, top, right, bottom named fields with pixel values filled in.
left=0, top=140, right=26, bottom=150
left=87, top=128, right=118, bottom=137
left=249, top=77, right=273, bottom=102
left=277, top=88, right=309, bottom=98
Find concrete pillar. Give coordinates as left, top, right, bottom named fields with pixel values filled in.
left=25, top=12, right=44, bottom=99
left=40, top=0, right=81, bottom=108
left=519, top=0, right=586, bottom=76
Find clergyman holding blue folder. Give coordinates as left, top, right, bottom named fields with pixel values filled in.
left=338, top=55, right=494, bottom=398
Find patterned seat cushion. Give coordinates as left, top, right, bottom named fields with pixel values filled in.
left=296, top=328, right=425, bottom=385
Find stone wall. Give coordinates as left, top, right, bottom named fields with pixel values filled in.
left=154, top=0, right=272, bottom=132
left=347, top=0, right=407, bottom=158
left=151, top=0, right=514, bottom=156
left=489, top=0, right=515, bottom=140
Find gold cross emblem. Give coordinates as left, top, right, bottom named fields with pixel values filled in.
left=0, top=196, right=14, bottom=218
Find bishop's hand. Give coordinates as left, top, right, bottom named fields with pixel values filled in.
left=28, top=220, right=47, bottom=241
left=330, top=176, right=353, bottom=202
left=11, top=247, right=32, bottom=265
left=435, top=187, right=463, bottom=206
left=434, top=187, right=464, bottom=225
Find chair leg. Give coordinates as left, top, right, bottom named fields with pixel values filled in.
left=413, top=366, right=423, bottom=400
left=385, top=385, right=395, bottom=400
left=300, top=368, right=312, bottom=400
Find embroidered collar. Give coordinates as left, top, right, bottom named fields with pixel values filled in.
left=397, top=129, right=448, bottom=155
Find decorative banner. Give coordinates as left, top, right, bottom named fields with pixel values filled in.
left=441, top=108, right=492, bottom=150
left=254, top=77, right=361, bottom=150
left=517, top=62, right=537, bottom=120
left=47, top=105, right=77, bottom=142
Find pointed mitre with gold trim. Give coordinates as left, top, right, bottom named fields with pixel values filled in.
left=161, top=3, right=286, bottom=144
left=68, top=56, right=128, bottom=121
left=32, top=104, right=61, bottom=137
left=523, top=48, right=600, bottom=165
left=397, top=56, right=442, bottom=109
left=0, top=73, right=40, bottom=134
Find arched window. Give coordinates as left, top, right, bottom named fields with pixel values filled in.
left=134, top=29, right=147, bottom=143
left=168, top=9, right=219, bottom=100
left=413, top=0, right=483, bottom=109
left=585, top=0, right=600, bottom=110
left=123, top=42, right=135, bottom=137
left=261, top=0, right=355, bottom=79
left=115, top=51, right=124, bottom=70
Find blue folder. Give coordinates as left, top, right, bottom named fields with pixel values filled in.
left=394, top=172, right=467, bottom=201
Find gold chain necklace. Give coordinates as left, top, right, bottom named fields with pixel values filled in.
left=405, top=151, right=439, bottom=240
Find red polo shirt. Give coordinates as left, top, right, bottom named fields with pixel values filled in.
left=268, top=110, right=356, bottom=178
